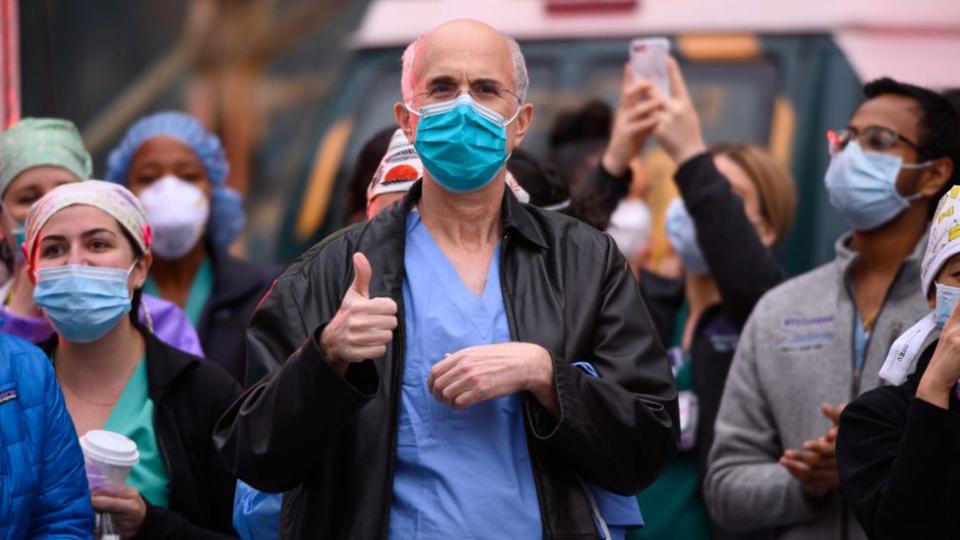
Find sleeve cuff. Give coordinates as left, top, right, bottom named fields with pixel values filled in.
left=308, top=323, right=379, bottom=398
left=599, top=162, right=634, bottom=184
left=133, top=500, right=163, bottom=539
left=527, top=351, right=575, bottom=440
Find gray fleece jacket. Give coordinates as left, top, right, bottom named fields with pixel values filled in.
left=704, top=233, right=928, bottom=540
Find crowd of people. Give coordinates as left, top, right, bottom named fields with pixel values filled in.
left=1, top=17, right=959, bottom=540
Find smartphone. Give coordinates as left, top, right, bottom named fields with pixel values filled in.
left=629, top=37, right=670, bottom=95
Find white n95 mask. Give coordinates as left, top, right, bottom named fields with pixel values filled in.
left=139, top=175, right=210, bottom=260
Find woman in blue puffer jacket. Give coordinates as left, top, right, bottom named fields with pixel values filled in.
left=0, top=330, right=94, bottom=538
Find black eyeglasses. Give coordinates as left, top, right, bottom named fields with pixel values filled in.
left=827, top=126, right=925, bottom=156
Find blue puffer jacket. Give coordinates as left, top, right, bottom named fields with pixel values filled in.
left=0, top=332, right=94, bottom=539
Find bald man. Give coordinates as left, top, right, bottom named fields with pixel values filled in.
left=215, top=20, right=678, bottom=539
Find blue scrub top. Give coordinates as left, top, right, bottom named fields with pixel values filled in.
left=390, top=210, right=640, bottom=539
left=389, top=211, right=542, bottom=538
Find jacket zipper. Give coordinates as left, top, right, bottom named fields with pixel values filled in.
left=380, top=275, right=407, bottom=539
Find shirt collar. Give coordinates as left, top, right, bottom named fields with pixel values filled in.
left=400, top=181, right=548, bottom=250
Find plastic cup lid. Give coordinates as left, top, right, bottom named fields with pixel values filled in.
left=80, top=430, right=140, bottom=467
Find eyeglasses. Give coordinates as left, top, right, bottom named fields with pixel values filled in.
left=414, top=78, right=521, bottom=111
left=827, top=126, right=924, bottom=156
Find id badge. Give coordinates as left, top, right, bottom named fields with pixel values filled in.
left=678, top=390, right=699, bottom=451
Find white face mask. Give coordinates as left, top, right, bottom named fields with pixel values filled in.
left=606, top=199, right=652, bottom=261
left=139, top=175, right=210, bottom=260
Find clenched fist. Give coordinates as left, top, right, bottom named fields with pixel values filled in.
left=320, top=252, right=398, bottom=375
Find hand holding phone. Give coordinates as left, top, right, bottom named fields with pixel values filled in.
left=630, top=37, right=670, bottom=95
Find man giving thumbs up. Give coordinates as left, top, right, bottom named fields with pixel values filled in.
left=215, top=20, right=678, bottom=539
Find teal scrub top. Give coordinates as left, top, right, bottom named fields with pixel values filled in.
left=103, top=357, right=170, bottom=507
left=630, top=303, right=712, bottom=540
left=630, top=360, right=711, bottom=540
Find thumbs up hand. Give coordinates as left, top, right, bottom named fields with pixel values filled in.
left=320, top=252, right=398, bottom=374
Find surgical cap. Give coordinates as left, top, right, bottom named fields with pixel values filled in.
left=921, top=185, right=960, bottom=296
left=25, top=180, right=150, bottom=262
left=0, top=118, right=92, bottom=196
left=105, top=111, right=245, bottom=248
left=367, top=129, right=423, bottom=204
left=105, top=111, right=229, bottom=186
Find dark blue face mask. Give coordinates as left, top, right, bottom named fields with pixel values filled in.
left=407, top=94, right=520, bottom=193
left=33, top=263, right=135, bottom=343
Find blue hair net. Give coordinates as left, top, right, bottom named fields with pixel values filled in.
left=105, top=111, right=245, bottom=248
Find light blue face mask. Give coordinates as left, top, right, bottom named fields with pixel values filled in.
left=935, top=282, right=960, bottom=328
left=824, top=141, right=931, bottom=231
left=34, top=263, right=136, bottom=343
left=407, top=94, right=520, bottom=193
left=665, top=199, right=710, bottom=276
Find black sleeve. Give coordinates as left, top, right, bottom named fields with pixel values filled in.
left=638, top=269, right=685, bottom=347
left=137, top=503, right=237, bottom=540
left=676, top=153, right=784, bottom=329
left=569, top=163, right=632, bottom=230
left=837, top=384, right=960, bottom=540
left=526, top=236, right=679, bottom=495
left=214, top=236, right=379, bottom=493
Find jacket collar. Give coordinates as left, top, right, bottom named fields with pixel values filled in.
left=834, top=230, right=928, bottom=275
left=206, top=242, right=270, bottom=306
left=41, top=328, right=199, bottom=403
left=396, top=180, right=548, bottom=250
left=142, top=330, right=200, bottom=402
left=358, top=180, right=549, bottom=303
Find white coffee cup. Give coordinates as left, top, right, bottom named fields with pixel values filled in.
left=80, top=430, right=140, bottom=494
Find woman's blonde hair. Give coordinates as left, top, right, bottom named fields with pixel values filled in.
left=710, top=143, right=797, bottom=248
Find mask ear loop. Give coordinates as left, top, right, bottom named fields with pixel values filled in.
left=900, top=158, right=938, bottom=202
left=404, top=102, right=422, bottom=117
left=503, top=102, right=523, bottom=127
left=902, top=160, right=935, bottom=170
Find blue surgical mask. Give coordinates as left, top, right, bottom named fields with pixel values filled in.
left=824, top=141, right=930, bottom=231
left=407, top=94, right=519, bottom=193
left=34, top=263, right=136, bottom=343
left=935, top=282, right=960, bottom=328
left=665, top=199, right=710, bottom=276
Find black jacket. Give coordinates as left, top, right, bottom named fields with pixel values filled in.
left=47, top=331, right=242, bottom=539
left=837, top=341, right=960, bottom=540
left=200, top=246, right=278, bottom=386
left=214, top=182, right=679, bottom=539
